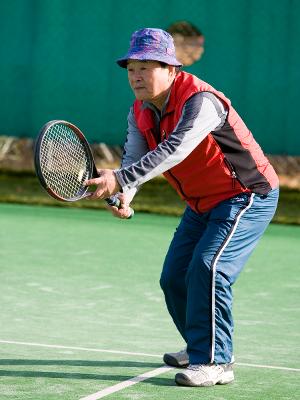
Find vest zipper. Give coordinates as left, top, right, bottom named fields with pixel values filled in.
left=169, top=171, right=202, bottom=213
left=166, top=170, right=189, bottom=199
left=224, top=157, right=247, bottom=189
left=231, top=170, right=237, bottom=189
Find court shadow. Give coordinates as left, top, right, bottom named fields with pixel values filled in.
left=0, top=369, right=140, bottom=381
left=146, top=376, right=176, bottom=387
left=0, top=359, right=175, bottom=384
left=0, top=359, right=160, bottom=368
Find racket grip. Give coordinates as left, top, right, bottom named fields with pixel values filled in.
left=105, top=196, right=134, bottom=219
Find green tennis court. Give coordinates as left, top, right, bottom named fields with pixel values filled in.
left=0, top=203, right=299, bottom=399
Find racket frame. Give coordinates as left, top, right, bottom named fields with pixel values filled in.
left=34, top=120, right=98, bottom=202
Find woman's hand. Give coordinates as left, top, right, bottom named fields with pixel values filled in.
left=107, top=193, right=133, bottom=219
left=84, top=169, right=121, bottom=200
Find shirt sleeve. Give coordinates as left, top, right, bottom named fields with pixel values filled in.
left=115, top=92, right=228, bottom=193
left=121, top=107, right=149, bottom=167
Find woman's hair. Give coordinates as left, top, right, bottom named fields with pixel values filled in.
left=159, top=61, right=181, bottom=73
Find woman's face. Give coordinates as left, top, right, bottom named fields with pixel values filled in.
left=127, top=60, right=176, bottom=110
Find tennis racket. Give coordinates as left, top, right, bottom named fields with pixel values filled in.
left=34, top=120, right=134, bottom=218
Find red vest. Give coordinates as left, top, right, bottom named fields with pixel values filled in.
left=133, top=72, right=278, bottom=213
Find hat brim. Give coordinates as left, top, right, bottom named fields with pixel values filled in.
left=116, top=52, right=182, bottom=68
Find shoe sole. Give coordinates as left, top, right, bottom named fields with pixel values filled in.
left=175, top=372, right=234, bottom=387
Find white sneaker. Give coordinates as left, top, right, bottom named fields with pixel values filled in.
left=175, top=363, right=234, bottom=387
left=163, top=349, right=189, bottom=367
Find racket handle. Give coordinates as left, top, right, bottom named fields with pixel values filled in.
left=105, top=196, right=134, bottom=219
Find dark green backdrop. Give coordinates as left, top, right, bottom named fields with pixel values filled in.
left=0, top=0, right=299, bottom=154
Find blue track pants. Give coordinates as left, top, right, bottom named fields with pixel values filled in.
left=160, top=189, right=279, bottom=364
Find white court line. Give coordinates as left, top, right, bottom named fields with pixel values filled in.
left=0, top=340, right=160, bottom=358
left=236, top=362, right=300, bottom=372
left=0, top=339, right=299, bottom=374
left=79, top=365, right=173, bottom=400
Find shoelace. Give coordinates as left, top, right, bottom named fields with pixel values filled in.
left=187, top=364, right=223, bottom=377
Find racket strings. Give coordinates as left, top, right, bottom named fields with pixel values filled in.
left=40, top=124, right=90, bottom=199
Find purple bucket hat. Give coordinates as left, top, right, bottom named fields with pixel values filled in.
left=117, top=28, right=182, bottom=68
